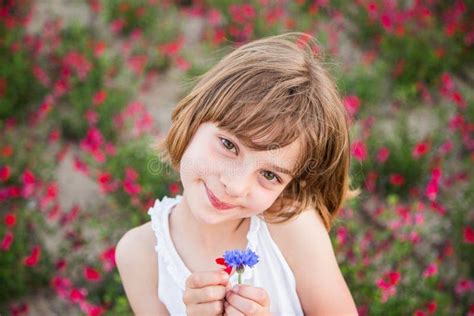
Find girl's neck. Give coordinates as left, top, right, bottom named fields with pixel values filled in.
left=170, top=194, right=249, bottom=248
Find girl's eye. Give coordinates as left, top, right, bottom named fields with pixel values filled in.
left=219, top=137, right=282, bottom=184
left=220, top=137, right=237, bottom=154
left=261, top=170, right=282, bottom=184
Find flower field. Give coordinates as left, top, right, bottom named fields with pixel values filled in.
left=0, top=0, right=472, bottom=315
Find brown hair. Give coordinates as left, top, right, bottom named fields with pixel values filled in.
left=152, top=32, right=358, bottom=232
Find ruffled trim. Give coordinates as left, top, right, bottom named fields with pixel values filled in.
left=148, top=194, right=263, bottom=288
left=148, top=195, right=189, bottom=291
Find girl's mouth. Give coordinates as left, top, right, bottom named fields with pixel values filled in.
left=204, top=183, right=237, bottom=210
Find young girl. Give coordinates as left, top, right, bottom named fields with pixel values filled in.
left=116, top=32, right=358, bottom=315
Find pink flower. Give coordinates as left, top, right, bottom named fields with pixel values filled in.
left=69, top=287, right=87, bottom=303
left=5, top=213, right=16, bottom=227
left=63, top=51, right=92, bottom=80
left=422, top=262, right=438, bottom=278
left=168, top=182, right=181, bottom=195
left=336, top=226, right=348, bottom=245
left=158, top=36, right=185, bottom=56
left=127, top=54, right=148, bottom=75
left=464, top=227, right=474, bottom=244
left=207, top=9, right=222, bottom=25
left=389, top=174, right=405, bottom=186
left=412, top=141, right=431, bottom=159
left=100, top=247, right=116, bottom=272
left=1, top=231, right=14, bottom=250
left=23, top=245, right=41, bottom=267
left=427, top=301, right=437, bottom=313
left=85, top=109, right=98, bottom=125
left=376, top=147, right=390, bottom=163
left=51, top=275, right=73, bottom=299
left=93, top=90, right=107, bottom=106
left=55, top=259, right=67, bottom=271
left=60, top=205, right=80, bottom=226
left=125, top=167, right=139, bottom=181
left=110, top=19, right=125, bottom=34
left=84, top=266, right=101, bottom=282
left=0, top=165, right=10, bottom=181
left=343, top=95, right=361, bottom=117
left=455, top=278, right=473, bottom=296
left=123, top=179, right=141, bottom=196
left=49, top=129, right=61, bottom=143
left=351, top=140, right=368, bottom=161
left=97, top=172, right=118, bottom=193
left=425, top=167, right=441, bottom=201
left=73, top=156, right=89, bottom=175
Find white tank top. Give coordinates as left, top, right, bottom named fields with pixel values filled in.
left=148, top=195, right=304, bottom=315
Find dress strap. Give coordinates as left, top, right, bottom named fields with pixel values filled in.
left=148, top=195, right=190, bottom=291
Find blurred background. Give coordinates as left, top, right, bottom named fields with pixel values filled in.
left=0, top=0, right=473, bottom=315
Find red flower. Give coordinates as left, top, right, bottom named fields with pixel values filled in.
left=100, top=246, right=116, bottom=272
left=215, top=257, right=232, bottom=275
left=0, top=165, right=11, bottom=181
left=412, top=141, right=431, bottom=159
left=23, top=245, right=41, bottom=267
left=389, top=174, right=405, bottom=186
left=55, top=259, right=67, bottom=271
left=464, top=226, right=474, bottom=244
left=9, top=302, right=28, bottom=316
left=69, top=287, right=87, bottom=303
left=426, top=300, right=437, bottom=313
left=93, top=90, right=107, bottom=106
left=376, top=147, right=390, bottom=163
left=168, top=182, right=181, bottom=195
left=84, top=266, right=101, bottom=282
left=5, top=213, right=16, bottom=227
left=1, top=145, right=13, bottom=158
left=1, top=231, right=14, bottom=250
left=343, top=95, right=361, bottom=118
left=351, top=140, right=368, bottom=161
left=422, top=262, right=438, bottom=278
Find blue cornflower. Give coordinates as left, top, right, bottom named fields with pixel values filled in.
left=222, top=248, right=259, bottom=284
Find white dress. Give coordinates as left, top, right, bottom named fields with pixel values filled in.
left=148, top=195, right=304, bottom=315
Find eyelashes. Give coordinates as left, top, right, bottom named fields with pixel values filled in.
left=218, top=137, right=283, bottom=184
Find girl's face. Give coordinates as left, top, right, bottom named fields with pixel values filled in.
left=179, top=121, right=302, bottom=225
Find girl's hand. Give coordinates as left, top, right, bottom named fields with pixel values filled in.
left=224, top=284, right=271, bottom=315
left=183, top=270, right=232, bottom=316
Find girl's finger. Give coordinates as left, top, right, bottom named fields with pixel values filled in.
left=231, top=284, right=271, bottom=307
left=226, top=290, right=263, bottom=315
left=185, top=271, right=229, bottom=289
left=183, top=285, right=227, bottom=304
left=186, top=300, right=224, bottom=316
left=224, top=299, right=245, bottom=316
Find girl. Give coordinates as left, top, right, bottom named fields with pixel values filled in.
left=116, top=32, right=359, bottom=315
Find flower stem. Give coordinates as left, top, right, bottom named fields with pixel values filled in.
left=238, top=273, right=242, bottom=284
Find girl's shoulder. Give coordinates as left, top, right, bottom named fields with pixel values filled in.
left=266, top=209, right=358, bottom=315
left=265, top=209, right=327, bottom=265
left=115, top=221, right=170, bottom=315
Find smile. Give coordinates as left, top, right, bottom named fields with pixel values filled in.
left=204, top=183, right=237, bottom=210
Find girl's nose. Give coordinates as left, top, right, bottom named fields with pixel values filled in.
left=219, top=168, right=251, bottom=199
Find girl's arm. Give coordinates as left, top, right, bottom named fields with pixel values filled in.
left=115, top=222, right=170, bottom=316
left=268, top=210, right=358, bottom=315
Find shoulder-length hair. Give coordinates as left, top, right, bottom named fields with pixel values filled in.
left=152, top=32, right=358, bottom=232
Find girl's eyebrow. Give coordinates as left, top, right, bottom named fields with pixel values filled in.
left=268, top=164, right=294, bottom=176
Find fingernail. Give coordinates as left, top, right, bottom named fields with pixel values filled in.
left=232, top=285, right=239, bottom=293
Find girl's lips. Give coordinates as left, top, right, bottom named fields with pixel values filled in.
left=204, top=184, right=236, bottom=210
